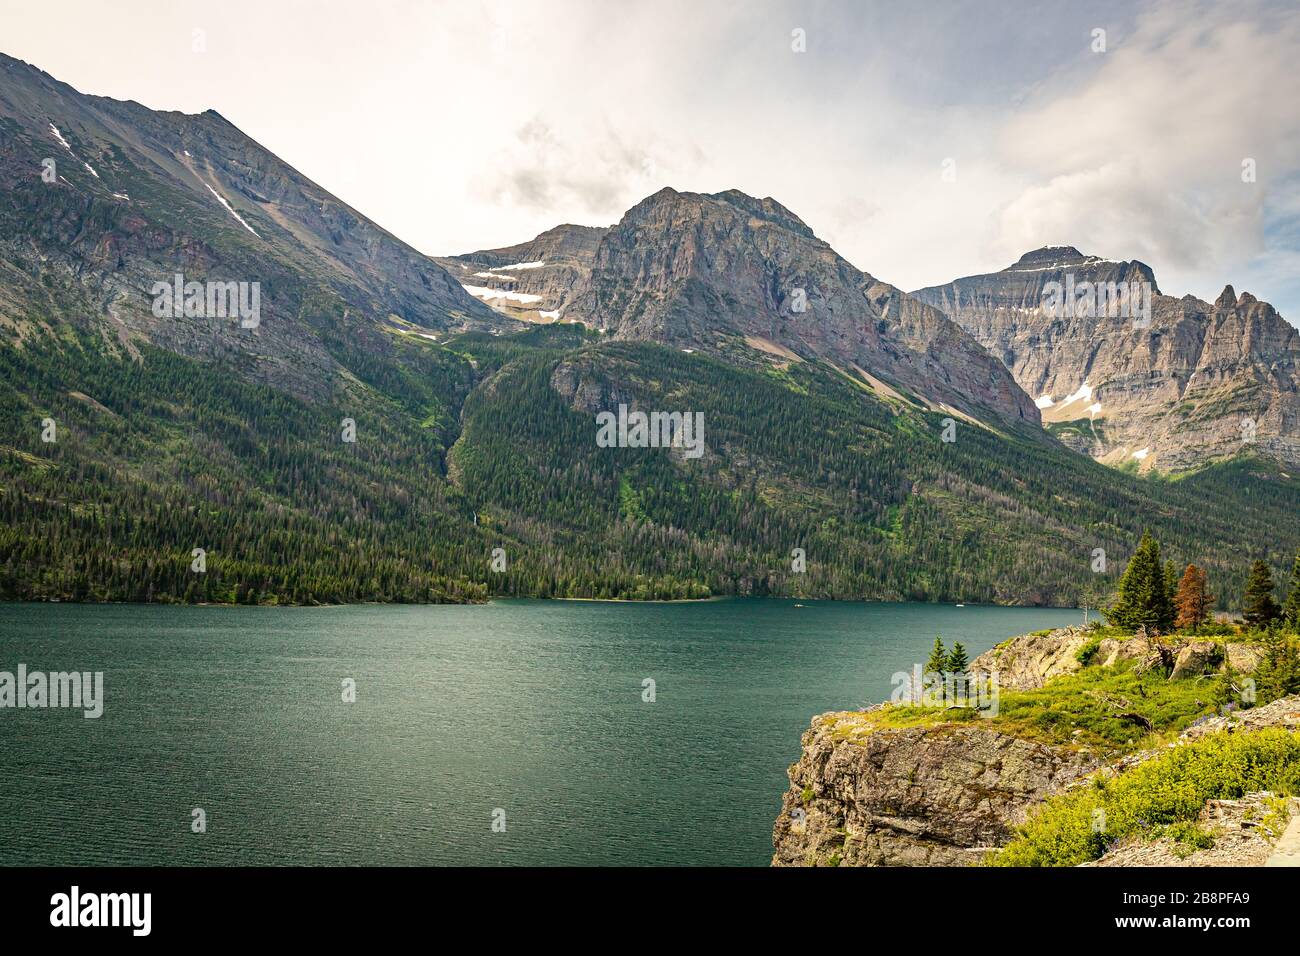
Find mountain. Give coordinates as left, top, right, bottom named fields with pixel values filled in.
left=0, top=51, right=508, bottom=399
left=435, top=223, right=606, bottom=323
left=459, top=188, right=1041, bottom=428
left=2, top=52, right=1299, bottom=609
left=912, top=247, right=1300, bottom=472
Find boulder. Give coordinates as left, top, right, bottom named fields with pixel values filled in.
left=1169, top=640, right=1221, bottom=680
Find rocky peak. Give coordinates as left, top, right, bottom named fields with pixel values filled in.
left=566, top=187, right=1040, bottom=426
left=434, top=222, right=610, bottom=321
left=912, top=250, right=1300, bottom=471
left=1006, top=245, right=1087, bottom=268
left=0, top=49, right=501, bottom=398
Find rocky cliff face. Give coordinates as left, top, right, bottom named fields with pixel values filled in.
left=912, top=247, right=1300, bottom=471
left=772, top=710, right=1101, bottom=866
left=571, top=188, right=1040, bottom=428
left=435, top=223, right=607, bottom=322
left=773, top=626, right=1292, bottom=867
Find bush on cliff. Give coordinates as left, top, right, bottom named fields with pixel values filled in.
left=989, top=728, right=1300, bottom=866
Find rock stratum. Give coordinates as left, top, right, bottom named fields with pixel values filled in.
left=912, top=247, right=1300, bottom=472
left=772, top=715, right=1100, bottom=866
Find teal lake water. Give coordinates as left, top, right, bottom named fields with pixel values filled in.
left=0, top=599, right=1080, bottom=866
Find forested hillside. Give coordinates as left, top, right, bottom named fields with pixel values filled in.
left=4, top=322, right=1297, bottom=607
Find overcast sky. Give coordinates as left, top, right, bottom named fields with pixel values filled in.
left=4, top=0, right=1299, bottom=323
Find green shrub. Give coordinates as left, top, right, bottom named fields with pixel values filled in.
left=989, top=728, right=1300, bottom=867
left=1075, top=634, right=1103, bottom=666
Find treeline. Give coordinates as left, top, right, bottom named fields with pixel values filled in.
left=1107, top=530, right=1300, bottom=632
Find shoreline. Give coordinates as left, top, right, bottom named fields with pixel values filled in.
left=0, top=594, right=1087, bottom=611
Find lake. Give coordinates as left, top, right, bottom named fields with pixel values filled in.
left=0, top=599, right=1080, bottom=866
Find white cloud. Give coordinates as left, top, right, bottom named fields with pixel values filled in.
left=991, top=3, right=1300, bottom=303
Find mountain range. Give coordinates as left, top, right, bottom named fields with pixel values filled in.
left=912, top=247, right=1300, bottom=472
left=2, top=50, right=1298, bottom=608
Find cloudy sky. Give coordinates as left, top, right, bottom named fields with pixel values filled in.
left=4, top=0, right=1299, bottom=323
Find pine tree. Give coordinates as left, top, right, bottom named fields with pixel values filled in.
left=1253, top=632, right=1300, bottom=703
left=925, top=636, right=949, bottom=702
left=1174, top=564, right=1213, bottom=632
left=1107, top=531, right=1173, bottom=632
left=925, top=637, right=949, bottom=679
left=946, top=642, right=970, bottom=674
left=1242, top=559, right=1282, bottom=628
left=1282, top=548, right=1300, bottom=628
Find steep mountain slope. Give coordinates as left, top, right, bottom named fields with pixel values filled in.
left=564, top=188, right=1040, bottom=428
left=435, top=223, right=606, bottom=322
left=0, top=51, right=506, bottom=398
left=447, top=189, right=1040, bottom=428
left=913, top=247, right=1300, bottom=471
left=445, top=330, right=1299, bottom=607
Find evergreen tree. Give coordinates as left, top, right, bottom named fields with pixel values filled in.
left=1282, top=549, right=1300, bottom=629
left=1242, top=559, right=1282, bottom=628
left=1164, top=560, right=1179, bottom=611
left=1212, top=661, right=1246, bottom=711
left=947, top=642, right=970, bottom=674
left=1253, top=632, right=1300, bottom=703
left=1107, top=531, right=1173, bottom=632
left=1174, top=564, right=1213, bottom=631
left=925, top=637, right=949, bottom=679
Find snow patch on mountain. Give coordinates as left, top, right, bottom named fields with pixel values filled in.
left=48, top=123, right=71, bottom=151
left=203, top=183, right=260, bottom=237
left=461, top=284, right=544, bottom=305
left=1059, top=381, right=1094, bottom=406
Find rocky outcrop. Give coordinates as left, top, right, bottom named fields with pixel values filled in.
left=972, top=626, right=1261, bottom=689
left=771, top=710, right=1100, bottom=866
left=970, top=626, right=1095, bottom=689
left=912, top=246, right=1300, bottom=471
left=1169, top=640, right=1221, bottom=680
left=772, top=625, right=1295, bottom=867
left=1178, top=695, right=1300, bottom=740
